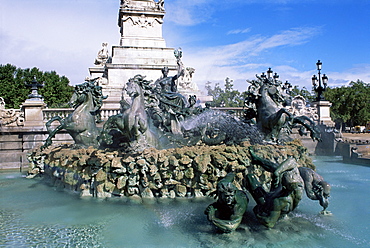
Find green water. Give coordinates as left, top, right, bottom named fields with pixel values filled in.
left=1, top=157, right=369, bottom=247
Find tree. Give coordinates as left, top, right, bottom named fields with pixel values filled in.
left=205, top=81, right=224, bottom=106
left=0, top=64, right=74, bottom=108
left=290, top=86, right=315, bottom=104
left=39, top=71, right=74, bottom=108
left=324, top=80, right=370, bottom=128
left=206, top=78, right=244, bottom=107
left=0, top=64, right=29, bottom=108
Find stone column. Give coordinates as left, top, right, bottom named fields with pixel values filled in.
left=21, top=99, right=47, bottom=127
left=313, top=100, right=335, bottom=127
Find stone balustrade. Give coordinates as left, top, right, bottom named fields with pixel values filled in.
left=0, top=105, right=243, bottom=170
left=43, top=108, right=122, bottom=123
left=2, top=107, right=244, bottom=127
left=42, top=108, right=73, bottom=122
left=100, top=108, right=121, bottom=121
left=211, top=107, right=245, bottom=119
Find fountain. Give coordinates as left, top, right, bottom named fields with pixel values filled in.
left=26, top=48, right=332, bottom=232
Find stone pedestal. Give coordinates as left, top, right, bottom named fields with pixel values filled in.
left=89, top=0, right=177, bottom=109
left=88, top=0, right=211, bottom=109
left=106, top=46, right=177, bottom=102
left=313, top=101, right=335, bottom=126
left=21, top=99, right=46, bottom=127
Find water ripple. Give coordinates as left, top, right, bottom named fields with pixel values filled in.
left=0, top=209, right=106, bottom=248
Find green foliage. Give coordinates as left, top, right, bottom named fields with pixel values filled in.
left=324, top=80, right=370, bottom=126
left=0, top=64, right=29, bottom=108
left=39, top=71, right=74, bottom=108
left=0, top=64, right=73, bottom=108
left=290, top=86, right=315, bottom=103
left=205, top=78, right=245, bottom=107
left=206, top=76, right=370, bottom=128
left=206, top=78, right=316, bottom=108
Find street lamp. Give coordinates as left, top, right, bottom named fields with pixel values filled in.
left=267, top=68, right=273, bottom=79
left=260, top=68, right=279, bottom=83
left=26, top=76, right=44, bottom=100
left=312, top=60, right=328, bottom=101
left=283, top=80, right=292, bottom=94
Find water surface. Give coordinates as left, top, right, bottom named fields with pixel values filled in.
left=1, top=157, right=369, bottom=247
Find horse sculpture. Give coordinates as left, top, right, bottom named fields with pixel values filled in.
left=99, top=75, right=158, bottom=150
left=256, top=80, right=293, bottom=141
left=100, top=73, right=264, bottom=150
left=245, top=75, right=321, bottom=143
left=41, top=81, right=103, bottom=150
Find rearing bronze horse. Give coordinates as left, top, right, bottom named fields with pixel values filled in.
left=248, top=76, right=321, bottom=143
left=99, top=75, right=158, bottom=150
left=41, top=81, right=102, bottom=150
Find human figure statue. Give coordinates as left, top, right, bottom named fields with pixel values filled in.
left=298, top=167, right=331, bottom=212
left=0, top=97, right=5, bottom=110
left=246, top=168, right=303, bottom=229
left=177, top=67, right=198, bottom=92
left=249, top=147, right=299, bottom=189
left=94, top=43, right=109, bottom=66
left=351, top=147, right=361, bottom=159
left=181, top=95, right=203, bottom=117
left=121, top=0, right=130, bottom=8
left=291, top=95, right=306, bottom=116
left=156, top=48, right=184, bottom=96
left=154, top=48, right=187, bottom=134
left=0, top=97, right=23, bottom=126
left=246, top=147, right=304, bottom=228
left=289, top=95, right=318, bottom=123
left=156, top=0, right=165, bottom=11
left=205, top=173, right=249, bottom=233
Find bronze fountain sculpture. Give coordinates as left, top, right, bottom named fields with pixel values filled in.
left=41, top=79, right=105, bottom=150
left=30, top=50, right=330, bottom=232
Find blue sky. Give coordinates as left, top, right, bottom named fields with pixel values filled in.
left=1, top=0, right=369, bottom=93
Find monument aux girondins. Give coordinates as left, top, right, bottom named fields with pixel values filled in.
left=25, top=0, right=334, bottom=231
left=89, top=0, right=209, bottom=109
left=0, top=0, right=210, bottom=170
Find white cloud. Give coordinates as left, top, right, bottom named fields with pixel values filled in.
left=227, top=28, right=252, bottom=35
left=182, top=26, right=322, bottom=91
left=165, top=0, right=214, bottom=26
left=251, top=27, right=321, bottom=55
left=326, top=64, right=370, bottom=87
left=0, top=0, right=119, bottom=84
left=1, top=0, right=367, bottom=94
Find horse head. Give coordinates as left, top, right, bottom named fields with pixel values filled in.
left=69, top=82, right=95, bottom=110
left=69, top=90, right=84, bottom=109
left=126, top=75, right=145, bottom=98
left=260, top=81, right=287, bottom=107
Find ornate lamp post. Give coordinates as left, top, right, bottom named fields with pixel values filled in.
left=312, top=60, right=328, bottom=101
left=283, top=80, right=292, bottom=94
left=267, top=68, right=273, bottom=79
left=22, top=77, right=46, bottom=127
left=262, top=68, right=280, bottom=84
left=26, top=77, right=44, bottom=100
left=311, top=60, right=334, bottom=127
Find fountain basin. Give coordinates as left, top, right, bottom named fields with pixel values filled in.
left=1, top=156, right=369, bottom=247
left=27, top=140, right=314, bottom=200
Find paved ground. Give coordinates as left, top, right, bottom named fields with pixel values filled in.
left=341, top=132, right=370, bottom=143
left=341, top=133, right=370, bottom=160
